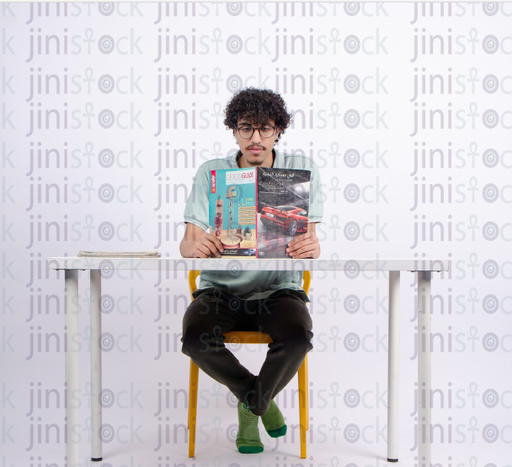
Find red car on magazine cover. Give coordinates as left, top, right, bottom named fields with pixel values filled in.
left=260, top=205, right=308, bottom=236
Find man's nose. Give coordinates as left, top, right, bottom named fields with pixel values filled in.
left=251, top=129, right=262, bottom=144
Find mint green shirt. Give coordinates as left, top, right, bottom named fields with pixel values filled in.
left=183, top=149, right=323, bottom=300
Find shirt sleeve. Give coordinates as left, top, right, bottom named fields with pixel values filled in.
left=308, top=159, right=324, bottom=224
left=183, top=163, right=210, bottom=231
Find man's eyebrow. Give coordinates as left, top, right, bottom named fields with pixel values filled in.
left=239, top=121, right=271, bottom=126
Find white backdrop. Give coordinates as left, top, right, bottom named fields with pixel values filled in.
left=1, top=2, right=511, bottom=467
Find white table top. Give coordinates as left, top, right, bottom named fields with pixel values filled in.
left=47, top=256, right=449, bottom=272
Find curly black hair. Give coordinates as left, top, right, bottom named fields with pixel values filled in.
left=223, top=87, right=292, bottom=143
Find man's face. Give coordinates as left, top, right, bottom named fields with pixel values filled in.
left=234, top=118, right=280, bottom=168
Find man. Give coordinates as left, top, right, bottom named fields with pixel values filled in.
left=180, top=87, right=323, bottom=453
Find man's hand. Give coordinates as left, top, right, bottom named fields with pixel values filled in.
left=180, top=224, right=225, bottom=258
left=286, top=224, right=320, bottom=259
left=191, top=232, right=225, bottom=258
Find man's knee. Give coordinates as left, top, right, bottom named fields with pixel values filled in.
left=294, top=331, right=314, bottom=355
left=182, top=323, right=225, bottom=357
left=281, top=325, right=313, bottom=355
left=181, top=325, right=202, bottom=357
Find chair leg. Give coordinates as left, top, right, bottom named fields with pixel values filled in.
left=304, top=355, right=309, bottom=432
left=298, top=356, right=308, bottom=459
left=188, top=360, right=199, bottom=458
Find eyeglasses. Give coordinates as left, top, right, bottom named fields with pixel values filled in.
left=236, top=125, right=277, bottom=139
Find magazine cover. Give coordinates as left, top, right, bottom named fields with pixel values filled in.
left=257, top=168, right=311, bottom=258
left=209, top=167, right=311, bottom=258
left=208, top=168, right=257, bottom=256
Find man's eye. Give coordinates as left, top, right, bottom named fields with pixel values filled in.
left=240, top=127, right=252, bottom=132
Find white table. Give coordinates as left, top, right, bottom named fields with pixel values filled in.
left=47, top=256, right=448, bottom=466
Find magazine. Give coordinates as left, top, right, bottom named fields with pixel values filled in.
left=208, top=167, right=311, bottom=258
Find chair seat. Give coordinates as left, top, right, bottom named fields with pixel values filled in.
left=224, top=331, right=273, bottom=344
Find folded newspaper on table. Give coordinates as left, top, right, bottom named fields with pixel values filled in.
left=77, top=250, right=160, bottom=258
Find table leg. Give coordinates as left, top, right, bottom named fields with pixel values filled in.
left=65, top=270, right=80, bottom=467
left=90, top=270, right=103, bottom=461
left=418, top=272, right=431, bottom=467
left=387, top=271, right=400, bottom=462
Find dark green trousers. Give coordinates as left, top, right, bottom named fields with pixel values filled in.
left=181, top=287, right=313, bottom=416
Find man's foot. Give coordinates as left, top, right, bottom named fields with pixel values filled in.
left=261, top=399, right=287, bottom=438
left=236, top=402, right=264, bottom=454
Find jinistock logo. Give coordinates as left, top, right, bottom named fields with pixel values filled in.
left=25, top=2, right=144, bottom=23
left=153, top=26, right=389, bottom=63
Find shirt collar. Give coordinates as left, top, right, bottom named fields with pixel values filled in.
left=272, top=148, right=284, bottom=168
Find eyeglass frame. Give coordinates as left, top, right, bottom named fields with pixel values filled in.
left=235, top=125, right=279, bottom=139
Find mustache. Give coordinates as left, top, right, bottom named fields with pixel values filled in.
left=247, top=145, right=265, bottom=149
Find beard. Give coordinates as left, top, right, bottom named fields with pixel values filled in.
left=237, top=148, right=274, bottom=168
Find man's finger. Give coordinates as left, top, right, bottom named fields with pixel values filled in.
left=204, top=233, right=225, bottom=252
left=288, top=232, right=316, bottom=248
left=288, top=237, right=310, bottom=250
left=207, top=233, right=225, bottom=252
left=290, top=244, right=316, bottom=257
left=209, top=236, right=225, bottom=254
left=288, top=237, right=318, bottom=253
left=194, top=242, right=212, bottom=258
left=288, top=232, right=310, bottom=245
left=200, top=238, right=223, bottom=257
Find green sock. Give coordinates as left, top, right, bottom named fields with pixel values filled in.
left=261, top=400, right=287, bottom=438
left=236, top=402, right=264, bottom=454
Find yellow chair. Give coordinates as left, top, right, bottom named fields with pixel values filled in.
left=187, top=270, right=310, bottom=459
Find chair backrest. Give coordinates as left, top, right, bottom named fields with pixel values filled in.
left=188, top=269, right=311, bottom=298
left=188, top=270, right=201, bottom=299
